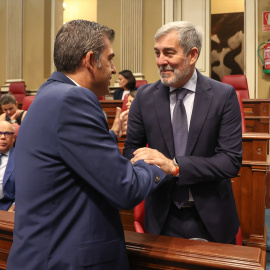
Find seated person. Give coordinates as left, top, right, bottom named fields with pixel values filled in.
left=126, top=90, right=137, bottom=110
left=122, top=90, right=137, bottom=112
left=114, top=70, right=136, bottom=100
left=0, top=121, right=15, bottom=212
left=0, top=93, right=27, bottom=125
left=121, top=91, right=137, bottom=134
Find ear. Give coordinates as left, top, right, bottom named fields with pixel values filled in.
left=188, top=47, right=199, bottom=65
left=84, top=51, right=96, bottom=72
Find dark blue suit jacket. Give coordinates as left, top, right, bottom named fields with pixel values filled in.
left=7, top=71, right=166, bottom=270
left=124, top=70, right=242, bottom=244
left=113, top=88, right=124, bottom=99
left=0, top=147, right=15, bottom=210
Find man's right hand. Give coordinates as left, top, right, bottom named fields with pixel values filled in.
left=131, top=147, right=176, bottom=175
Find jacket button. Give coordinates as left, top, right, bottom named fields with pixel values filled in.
left=154, top=175, right=161, bottom=183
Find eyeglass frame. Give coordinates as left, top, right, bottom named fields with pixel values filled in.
left=0, top=132, right=15, bottom=138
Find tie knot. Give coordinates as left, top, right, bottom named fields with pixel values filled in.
left=176, top=88, right=189, bottom=101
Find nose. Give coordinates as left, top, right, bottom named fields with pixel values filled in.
left=156, top=53, right=168, bottom=66
left=111, top=61, right=116, bottom=74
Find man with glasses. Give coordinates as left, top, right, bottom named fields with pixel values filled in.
left=0, top=121, right=15, bottom=212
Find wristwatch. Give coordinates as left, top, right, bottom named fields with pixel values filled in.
left=173, top=157, right=179, bottom=176
left=10, top=120, right=17, bottom=124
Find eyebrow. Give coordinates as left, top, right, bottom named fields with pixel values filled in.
left=154, top=46, right=176, bottom=50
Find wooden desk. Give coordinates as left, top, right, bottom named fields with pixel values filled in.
left=0, top=211, right=14, bottom=270
left=242, top=99, right=270, bottom=117
left=125, top=231, right=266, bottom=270
left=100, top=100, right=124, bottom=129
left=100, top=100, right=123, bottom=116
left=0, top=212, right=265, bottom=270
left=245, top=116, right=270, bottom=133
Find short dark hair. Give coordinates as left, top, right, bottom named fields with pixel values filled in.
left=54, top=20, right=115, bottom=73
left=119, top=70, right=136, bottom=90
left=0, top=93, right=17, bottom=106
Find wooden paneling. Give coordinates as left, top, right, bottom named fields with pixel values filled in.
left=243, top=99, right=270, bottom=117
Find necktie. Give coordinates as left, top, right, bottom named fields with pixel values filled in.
left=172, top=88, right=189, bottom=208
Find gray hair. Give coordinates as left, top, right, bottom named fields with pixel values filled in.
left=155, top=21, right=203, bottom=58
left=54, top=20, right=115, bottom=73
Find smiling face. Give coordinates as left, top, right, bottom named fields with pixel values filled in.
left=0, top=121, right=15, bottom=153
left=1, top=103, right=17, bottom=118
left=154, top=31, right=196, bottom=88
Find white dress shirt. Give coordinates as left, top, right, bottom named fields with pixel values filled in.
left=0, top=150, right=10, bottom=200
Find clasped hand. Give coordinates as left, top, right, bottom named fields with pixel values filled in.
left=131, top=147, right=175, bottom=175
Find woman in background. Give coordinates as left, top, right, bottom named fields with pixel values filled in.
left=0, top=93, right=26, bottom=125
left=114, top=70, right=136, bottom=100
left=126, top=90, right=137, bottom=110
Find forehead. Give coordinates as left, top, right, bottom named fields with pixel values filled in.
left=154, top=31, right=181, bottom=50
left=0, top=123, right=13, bottom=132
left=2, top=103, right=15, bottom=108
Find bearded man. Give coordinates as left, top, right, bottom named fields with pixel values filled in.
left=124, top=21, right=242, bottom=244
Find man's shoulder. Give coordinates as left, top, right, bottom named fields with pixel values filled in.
left=197, top=71, right=234, bottom=93
left=137, top=80, right=164, bottom=95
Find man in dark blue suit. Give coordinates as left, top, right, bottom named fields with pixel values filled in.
left=0, top=121, right=15, bottom=212
left=6, top=20, right=171, bottom=270
left=124, top=21, right=242, bottom=244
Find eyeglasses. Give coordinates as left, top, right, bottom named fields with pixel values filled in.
left=0, top=132, right=15, bottom=138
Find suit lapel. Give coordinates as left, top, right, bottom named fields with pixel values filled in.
left=153, top=82, right=175, bottom=158
left=186, top=72, right=213, bottom=155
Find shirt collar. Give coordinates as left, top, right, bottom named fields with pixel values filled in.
left=65, top=75, right=81, bottom=87
left=169, top=69, right=197, bottom=93
left=1, top=149, right=10, bottom=157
